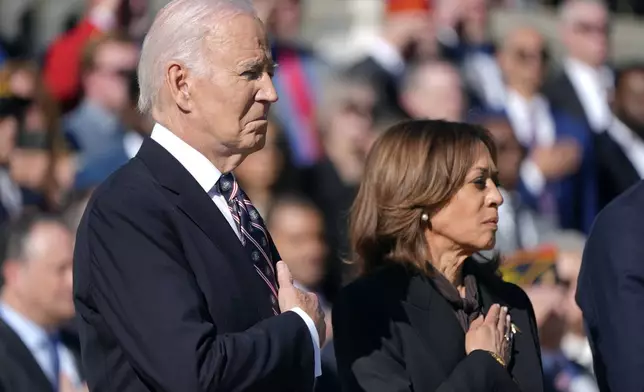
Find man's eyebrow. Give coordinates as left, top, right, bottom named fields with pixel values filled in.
left=238, top=58, right=275, bottom=69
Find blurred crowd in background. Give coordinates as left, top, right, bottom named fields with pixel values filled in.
left=1, top=0, right=644, bottom=391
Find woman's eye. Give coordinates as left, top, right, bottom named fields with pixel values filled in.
left=473, top=178, right=487, bottom=189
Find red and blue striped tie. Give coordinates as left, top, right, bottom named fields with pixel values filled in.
left=216, top=172, right=279, bottom=315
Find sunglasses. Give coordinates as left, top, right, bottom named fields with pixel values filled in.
left=511, top=48, right=550, bottom=64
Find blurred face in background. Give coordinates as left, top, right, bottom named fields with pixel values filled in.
left=269, top=0, right=302, bottom=41
left=84, top=39, right=140, bottom=113
left=484, top=119, right=522, bottom=190
left=269, top=203, right=327, bottom=289
left=556, top=249, right=585, bottom=336
left=234, top=120, right=284, bottom=191
left=614, top=69, right=644, bottom=138
left=498, top=28, right=548, bottom=94
left=2, top=222, right=75, bottom=327
left=324, top=83, right=376, bottom=163
left=561, top=1, right=609, bottom=67
left=402, top=62, right=464, bottom=121
left=524, top=284, right=568, bottom=349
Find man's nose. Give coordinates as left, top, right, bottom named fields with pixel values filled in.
left=256, top=74, right=278, bottom=103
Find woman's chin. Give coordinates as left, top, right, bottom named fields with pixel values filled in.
left=479, top=236, right=496, bottom=251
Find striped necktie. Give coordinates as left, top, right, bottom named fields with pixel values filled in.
left=216, top=173, right=280, bottom=315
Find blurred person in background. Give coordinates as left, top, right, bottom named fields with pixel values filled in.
left=496, top=26, right=597, bottom=234
left=267, top=194, right=330, bottom=335
left=576, top=179, right=644, bottom=392
left=333, top=120, right=543, bottom=391
left=266, top=193, right=340, bottom=392
left=0, top=61, right=75, bottom=217
left=435, top=0, right=506, bottom=109
left=235, top=118, right=292, bottom=216
left=544, top=0, right=612, bottom=135
left=304, top=73, right=378, bottom=303
left=254, top=0, right=332, bottom=168
left=346, top=0, right=436, bottom=120
left=0, top=213, right=85, bottom=392
left=478, top=115, right=557, bottom=254
left=593, top=63, right=644, bottom=207
left=44, top=0, right=150, bottom=111
left=0, top=87, right=22, bottom=226
left=525, top=284, right=598, bottom=392
left=551, top=231, right=593, bottom=374
left=0, top=116, right=19, bottom=226
left=64, top=32, right=141, bottom=191
left=400, top=60, right=467, bottom=121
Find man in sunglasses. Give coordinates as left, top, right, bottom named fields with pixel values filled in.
left=544, top=0, right=612, bottom=135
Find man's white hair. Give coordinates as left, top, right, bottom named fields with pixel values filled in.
left=137, top=0, right=257, bottom=114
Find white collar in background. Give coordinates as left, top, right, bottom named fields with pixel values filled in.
left=504, top=89, right=556, bottom=147
left=565, top=57, right=613, bottom=87
left=606, top=117, right=644, bottom=178
left=368, top=36, right=405, bottom=78
left=150, top=123, right=222, bottom=193
left=564, top=57, right=613, bottom=132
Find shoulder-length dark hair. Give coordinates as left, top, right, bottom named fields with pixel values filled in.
left=349, top=119, right=498, bottom=275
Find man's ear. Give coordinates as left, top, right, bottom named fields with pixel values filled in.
left=166, top=61, right=193, bottom=112
left=1, top=259, right=22, bottom=288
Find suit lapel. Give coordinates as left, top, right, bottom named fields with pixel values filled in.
left=559, top=72, right=590, bottom=127
left=136, top=138, right=253, bottom=277
left=0, top=318, right=54, bottom=392
left=401, top=272, right=467, bottom=377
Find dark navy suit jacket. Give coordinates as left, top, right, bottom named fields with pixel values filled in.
left=73, top=137, right=315, bottom=391
left=490, top=107, right=598, bottom=234
left=576, top=180, right=644, bottom=392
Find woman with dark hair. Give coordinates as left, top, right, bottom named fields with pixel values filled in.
left=332, top=119, right=544, bottom=391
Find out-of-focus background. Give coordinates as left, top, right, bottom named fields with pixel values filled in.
left=1, top=0, right=643, bottom=390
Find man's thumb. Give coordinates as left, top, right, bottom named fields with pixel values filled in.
left=276, top=261, right=293, bottom=288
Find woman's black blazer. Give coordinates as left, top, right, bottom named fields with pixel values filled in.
left=332, top=261, right=544, bottom=392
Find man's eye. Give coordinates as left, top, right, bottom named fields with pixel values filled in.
left=242, top=70, right=261, bottom=80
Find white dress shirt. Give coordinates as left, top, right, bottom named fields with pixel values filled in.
left=0, top=302, right=82, bottom=388
left=606, top=117, right=644, bottom=178
left=564, top=58, right=613, bottom=133
left=505, top=90, right=555, bottom=196
left=150, top=123, right=321, bottom=377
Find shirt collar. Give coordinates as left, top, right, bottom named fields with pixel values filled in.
left=0, top=302, right=51, bottom=351
left=505, top=89, right=549, bottom=112
left=608, top=117, right=638, bottom=145
left=150, top=123, right=222, bottom=193
left=369, top=36, right=405, bottom=77
left=564, top=57, right=613, bottom=87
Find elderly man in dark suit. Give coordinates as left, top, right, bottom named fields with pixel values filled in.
left=72, top=1, right=325, bottom=391
left=577, top=180, right=644, bottom=392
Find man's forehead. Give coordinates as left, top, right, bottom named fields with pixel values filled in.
left=209, top=14, right=267, bottom=47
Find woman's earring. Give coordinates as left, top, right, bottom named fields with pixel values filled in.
left=421, top=213, right=429, bottom=222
